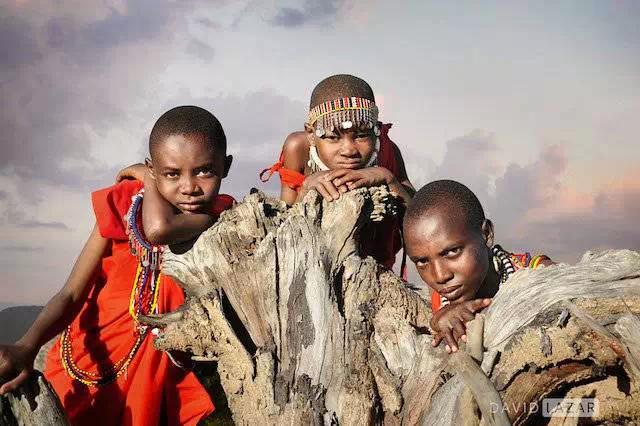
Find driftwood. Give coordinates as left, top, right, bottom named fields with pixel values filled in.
left=142, top=188, right=640, bottom=425
left=0, top=371, right=68, bottom=426
left=2, top=187, right=639, bottom=425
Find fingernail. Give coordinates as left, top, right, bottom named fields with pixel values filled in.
left=461, top=335, right=467, bottom=342
left=445, top=345, right=450, bottom=352
left=451, top=346, right=458, bottom=352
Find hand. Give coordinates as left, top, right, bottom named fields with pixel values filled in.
left=326, top=167, right=394, bottom=191
left=301, top=170, right=350, bottom=202
left=430, top=298, right=491, bottom=353
left=0, top=343, right=37, bottom=395
left=116, top=163, right=146, bottom=183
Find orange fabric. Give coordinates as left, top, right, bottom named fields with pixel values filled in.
left=259, top=152, right=305, bottom=191
left=44, top=180, right=232, bottom=426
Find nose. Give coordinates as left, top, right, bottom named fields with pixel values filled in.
left=339, top=135, right=358, bottom=157
left=432, top=260, right=454, bottom=285
left=179, top=175, right=199, bottom=195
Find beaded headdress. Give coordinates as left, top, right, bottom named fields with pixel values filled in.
left=307, top=97, right=380, bottom=138
left=307, top=97, right=381, bottom=172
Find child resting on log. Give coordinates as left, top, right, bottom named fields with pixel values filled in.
left=0, top=106, right=234, bottom=425
left=403, top=179, right=552, bottom=354
left=260, top=74, right=415, bottom=271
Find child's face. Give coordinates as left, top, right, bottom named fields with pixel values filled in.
left=149, top=133, right=230, bottom=214
left=404, top=206, right=492, bottom=303
left=308, top=124, right=376, bottom=170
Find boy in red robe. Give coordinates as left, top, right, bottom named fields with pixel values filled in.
left=260, top=74, right=415, bottom=270
left=0, top=106, right=234, bottom=425
left=403, top=179, right=552, bottom=354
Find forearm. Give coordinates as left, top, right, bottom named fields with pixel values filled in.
left=142, top=173, right=213, bottom=244
left=387, top=175, right=413, bottom=206
left=17, top=225, right=106, bottom=353
left=17, top=290, right=85, bottom=351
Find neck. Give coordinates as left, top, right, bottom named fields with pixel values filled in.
left=476, top=251, right=500, bottom=299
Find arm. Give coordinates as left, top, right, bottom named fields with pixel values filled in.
left=141, top=171, right=214, bottom=245
left=279, top=132, right=309, bottom=206
left=390, top=143, right=416, bottom=198
left=115, top=163, right=146, bottom=183
left=0, top=224, right=108, bottom=394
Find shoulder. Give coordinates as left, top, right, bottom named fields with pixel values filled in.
left=91, top=180, right=143, bottom=240
left=282, top=131, right=309, bottom=169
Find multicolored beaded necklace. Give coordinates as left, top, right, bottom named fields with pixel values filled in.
left=60, top=189, right=164, bottom=386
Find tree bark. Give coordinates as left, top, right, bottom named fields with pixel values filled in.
left=141, top=188, right=640, bottom=425
left=2, top=187, right=639, bottom=425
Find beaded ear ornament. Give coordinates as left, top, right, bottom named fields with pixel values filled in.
left=60, top=189, right=164, bottom=386
left=307, top=97, right=381, bottom=172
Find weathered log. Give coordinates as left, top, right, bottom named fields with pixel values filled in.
left=0, top=371, right=68, bottom=426
left=141, top=188, right=640, bottom=425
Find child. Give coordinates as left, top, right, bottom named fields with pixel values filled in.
left=0, top=106, right=233, bottom=425
left=403, top=180, right=551, bottom=354
left=260, top=74, right=415, bottom=270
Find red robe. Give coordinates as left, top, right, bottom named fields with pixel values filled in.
left=45, top=180, right=233, bottom=426
left=260, top=123, right=404, bottom=271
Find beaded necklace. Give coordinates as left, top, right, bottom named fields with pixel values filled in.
left=60, top=189, right=164, bottom=386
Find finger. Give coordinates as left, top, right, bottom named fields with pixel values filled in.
left=325, top=169, right=351, bottom=182
left=321, top=180, right=341, bottom=200
left=333, top=182, right=349, bottom=193
left=0, top=370, right=29, bottom=395
left=467, top=298, right=492, bottom=313
left=444, top=329, right=458, bottom=352
left=452, top=319, right=467, bottom=342
left=445, top=344, right=451, bottom=353
left=459, top=309, right=476, bottom=323
left=314, top=184, right=333, bottom=202
left=432, top=334, right=443, bottom=347
left=346, top=178, right=368, bottom=190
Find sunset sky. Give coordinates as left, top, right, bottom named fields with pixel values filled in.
left=1, top=0, right=639, bottom=308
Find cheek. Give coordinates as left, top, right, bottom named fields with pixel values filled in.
left=316, top=142, right=340, bottom=164
left=155, top=179, right=177, bottom=198
left=460, top=248, right=489, bottom=286
left=200, top=178, right=222, bottom=198
left=356, top=139, right=375, bottom=157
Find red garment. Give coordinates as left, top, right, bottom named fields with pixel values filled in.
left=45, top=180, right=233, bottom=426
left=260, top=123, right=405, bottom=270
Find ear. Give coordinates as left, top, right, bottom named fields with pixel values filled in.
left=481, top=219, right=495, bottom=248
left=145, top=157, right=156, bottom=180
left=304, top=122, right=316, bottom=146
left=223, top=155, right=233, bottom=178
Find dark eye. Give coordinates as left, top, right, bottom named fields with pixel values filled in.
left=196, top=168, right=214, bottom=177
left=444, top=247, right=462, bottom=257
left=415, top=258, right=429, bottom=268
left=322, top=134, right=339, bottom=141
left=355, top=133, right=370, bottom=139
left=164, top=172, right=179, bottom=179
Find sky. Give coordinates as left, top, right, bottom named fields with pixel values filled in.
left=1, top=0, right=639, bottom=307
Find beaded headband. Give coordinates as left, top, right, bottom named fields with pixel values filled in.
left=307, top=97, right=379, bottom=137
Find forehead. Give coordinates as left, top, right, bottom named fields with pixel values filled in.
left=151, top=133, right=220, bottom=163
left=404, top=206, right=475, bottom=252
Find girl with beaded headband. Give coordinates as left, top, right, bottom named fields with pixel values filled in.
left=0, top=106, right=235, bottom=425
left=260, top=74, right=415, bottom=272
left=403, top=180, right=553, bottom=354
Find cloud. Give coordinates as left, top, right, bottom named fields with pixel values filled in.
left=270, top=0, right=341, bottom=28
left=410, top=130, right=638, bottom=263
left=0, top=245, right=44, bottom=253
left=186, top=39, right=215, bottom=61
left=0, top=14, right=42, bottom=69
left=17, top=220, right=70, bottom=230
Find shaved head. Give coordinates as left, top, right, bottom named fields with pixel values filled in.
left=405, top=180, right=486, bottom=232
left=309, top=74, right=375, bottom=109
left=149, top=105, right=226, bottom=157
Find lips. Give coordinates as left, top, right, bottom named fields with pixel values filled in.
left=178, top=202, right=205, bottom=212
left=337, top=159, right=362, bottom=169
left=439, top=284, right=463, bottom=300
